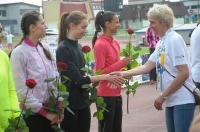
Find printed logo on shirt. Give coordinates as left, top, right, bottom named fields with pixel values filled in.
left=175, top=55, right=184, bottom=59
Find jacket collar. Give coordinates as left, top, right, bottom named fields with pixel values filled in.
left=24, top=38, right=39, bottom=47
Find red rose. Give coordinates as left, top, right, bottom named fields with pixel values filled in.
left=82, top=45, right=91, bottom=53
left=26, top=79, right=37, bottom=89
left=126, top=29, right=134, bottom=35
left=57, top=62, right=68, bottom=70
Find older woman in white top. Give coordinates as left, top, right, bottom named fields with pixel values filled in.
left=112, top=4, right=195, bottom=132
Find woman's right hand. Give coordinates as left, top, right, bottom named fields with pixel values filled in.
left=46, top=112, right=59, bottom=124
left=123, top=56, right=132, bottom=65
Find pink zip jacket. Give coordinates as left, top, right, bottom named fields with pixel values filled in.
left=94, top=35, right=126, bottom=96
left=10, top=38, right=58, bottom=117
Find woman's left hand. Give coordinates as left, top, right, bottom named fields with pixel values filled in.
left=154, top=96, right=165, bottom=111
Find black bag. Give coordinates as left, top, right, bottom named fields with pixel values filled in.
left=160, top=64, right=200, bottom=105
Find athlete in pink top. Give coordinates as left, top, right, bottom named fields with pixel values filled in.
left=92, top=11, right=132, bottom=132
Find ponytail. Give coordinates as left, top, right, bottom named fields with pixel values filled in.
left=58, top=12, right=69, bottom=44
left=92, top=11, right=116, bottom=48
left=38, top=42, right=52, bottom=60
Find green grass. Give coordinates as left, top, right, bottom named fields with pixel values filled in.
left=2, top=35, right=22, bottom=44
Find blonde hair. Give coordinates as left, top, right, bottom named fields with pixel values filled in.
left=147, top=4, right=174, bottom=28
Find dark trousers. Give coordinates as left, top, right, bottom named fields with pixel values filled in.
left=61, top=107, right=91, bottom=132
left=24, top=114, right=54, bottom=132
left=149, top=48, right=157, bottom=81
left=100, top=96, right=122, bottom=132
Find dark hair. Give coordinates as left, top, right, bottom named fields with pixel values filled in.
left=58, top=11, right=87, bottom=44
left=92, top=11, right=116, bottom=48
left=10, top=10, right=52, bottom=60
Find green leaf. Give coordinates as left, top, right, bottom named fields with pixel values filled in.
left=96, top=111, right=104, bottom=121
left=63, top=76, right=70, bottom=81
left=62, top=99, right=69, bottom=107
left=96, top=97, right=104, bottom=105
left=55, top=108, right=63, bottom=115
left=59, top=91, right=69, bottom=98
left=47, top=96, right=57, bottom=108
left=25, top=108, right=31, bottom=118
left=125, top=80, right=129, bottom=86
left=18, top=125, right=29, bottom=132
left=90, top=88, right=98, bottom=101
left=59, top=84, right=66, bottom=91
left=44, top=78, right=55, bottom=83
left=82, top=84, right=91, bottom=89
left=123, top=49, right=129, bottom=57
left=130, top=60, right=138, bottom=69
left=8, top=118, right=15, bottom=127
left=133, top=81, right=139, bottom=88
left=80, top=67, right=89, bottom=72
left=66, top=107, right=74, bottom=115
left=92, top=82, right=99, bottom=88
left=53, top=81, right=59, bottom=88
left=126, top=90, right=130, bottom=95
left=120, top=51, right=124, bottom=56
left=132, top=53, right=140, bottom=60
left=44, top=107, right=56, bottom=113
left=95, top=69, right=104, bottom=75
left=4, top=109, right=21, bottom=113
left=4, top=125, right=15, bottom=132
left=133, top=45, right=141, bottom=51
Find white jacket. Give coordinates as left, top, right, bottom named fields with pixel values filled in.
left=10, top=40, right=57, bottom=115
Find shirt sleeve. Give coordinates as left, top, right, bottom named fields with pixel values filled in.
left=10, top=48, right=48, bottom=116
left=149, top=47, right=157, bottom=63
left=56, top=45, right=91, bottom=87
left=94, top=41, right=125, bottom=74
left=169, top=36, right=188, bottom=66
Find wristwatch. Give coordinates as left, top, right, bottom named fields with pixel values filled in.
left=160, top=92, right=167, bottom=100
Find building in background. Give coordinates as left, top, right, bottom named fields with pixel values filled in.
left=128, top=0, right=164, bottom=5
left=121, top=1, right=188, bottom=30
left=180, top=0, right=200, bottom=22
left=91, top=0, right=104, bottom=16
left=104, top=0, right=123, bottom=12
left=43, top=0, right=95, bottom=34
left=0, top=2, right=40, bottom=34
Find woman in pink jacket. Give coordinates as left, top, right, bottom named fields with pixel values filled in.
left=92, top=11, right=132, bottom=132
left=10, top=11, right=63, bottom=132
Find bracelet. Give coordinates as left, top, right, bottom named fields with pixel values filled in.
left=160, top=92, right=167, bottom=100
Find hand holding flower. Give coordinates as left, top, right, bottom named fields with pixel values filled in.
left=46, top=112, right=60, bottom=124
left=123, top=56, right=132, bottom=65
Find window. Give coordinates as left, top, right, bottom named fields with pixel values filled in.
left=191, top=5, right=198, bottom=9
left=0, top=10, right=6, bottom=17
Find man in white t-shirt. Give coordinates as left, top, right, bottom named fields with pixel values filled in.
left=191, top=24, right=200, bottom=89
left=6, top=31, right=14, bottom=51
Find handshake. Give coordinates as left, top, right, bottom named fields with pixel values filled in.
left=106, top=70, right=131, bottom=89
